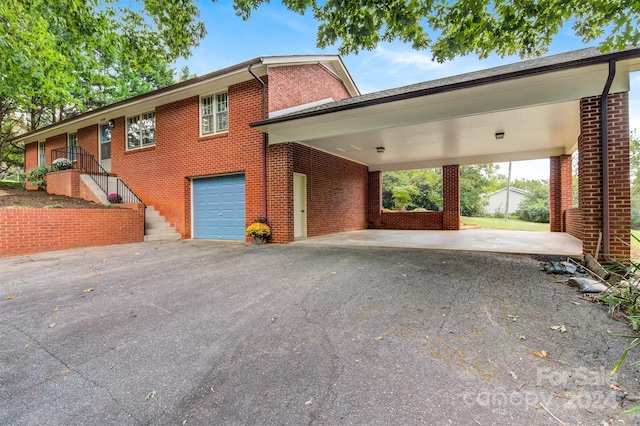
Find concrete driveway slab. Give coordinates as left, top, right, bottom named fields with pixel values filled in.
left=1, top=240, right=638, bottom=425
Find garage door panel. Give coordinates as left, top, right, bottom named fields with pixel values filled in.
left=193, top=174, right=245, bottom=240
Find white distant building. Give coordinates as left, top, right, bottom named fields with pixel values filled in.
left=483, top=187, right=529, bottom=215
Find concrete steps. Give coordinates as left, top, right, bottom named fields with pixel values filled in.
left=144, top=206, right=181, bottom=242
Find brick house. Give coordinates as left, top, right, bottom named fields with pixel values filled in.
left=19, top=56, right=362, bottom=243
left=15, top=47, right=640, bottom=260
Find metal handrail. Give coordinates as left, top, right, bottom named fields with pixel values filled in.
left=50, top=146, right=146, bottom=206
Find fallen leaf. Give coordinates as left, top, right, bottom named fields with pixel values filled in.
left=610, top=383, right=626, bottom=393
left=508, top=370, right=517, bottom=380
left=129, top=312, right=137, bottom=318
left=145, top=390, right=157, bottom=401
left=107, top=365, right=115, bottom=370
left=49, top=322, right=55, bottom=328
left=5, top=295, right=16, bottom=300
left=508, top=315, right=518, bottom=322
left=83, top=288, right=94, bottom=293
left=101, top=259, right=106, bottom=263
left=550, top=325, right=567, bottom=333
left=87, top=264, right=93, bottom=269
left=330, top=272, right=336, bottom=275
left=53, top=306, right=60, bottom=312
left=23, top=344, right=29, bottom=349
left=374, top=336, right=384, bottom=341
left=533, top=350, right=548, bottom=358
left=304, top=398, right=313, bottom=406
left=519, top=335, right=526, bottom=340
left=357, top=266, right=364, bottom=270
left=554, top=391, right=568, bottom=398
left=571, top=301, right=580, bottom=305
left=134, top=252, right=140, bottom=256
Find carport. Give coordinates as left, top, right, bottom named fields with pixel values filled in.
left=253, top=47, right=640, bottom=260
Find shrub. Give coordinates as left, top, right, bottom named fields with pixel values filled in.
left=107, top=193, right=123, bottom=204
left=518, top=199, right=550, bottom=223
left=52, top=158, right=73, bottom=171
left=246, top=220, right=271, bottom=238
left=25, top=165, right=52, bottom=189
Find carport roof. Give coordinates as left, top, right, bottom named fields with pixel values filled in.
left=252, top=46, right=640, bottom=172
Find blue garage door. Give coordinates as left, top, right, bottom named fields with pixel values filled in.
left=193, top=174, right=246, bottom=240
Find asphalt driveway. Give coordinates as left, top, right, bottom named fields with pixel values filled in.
left=1, top=240, right=639, bottom=425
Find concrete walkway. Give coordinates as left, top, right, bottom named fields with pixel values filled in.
left=294, top=229, right=583, bottom=256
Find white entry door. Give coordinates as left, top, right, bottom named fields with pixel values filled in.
left=293, top=173, right=307, bottom=238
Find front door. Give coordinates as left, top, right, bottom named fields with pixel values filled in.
left=294, top=173, right=307, bottom=238
left=99, top=123, right=111, bottom=172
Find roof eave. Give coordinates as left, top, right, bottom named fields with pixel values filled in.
left=250, top=46, right=640, bottom=129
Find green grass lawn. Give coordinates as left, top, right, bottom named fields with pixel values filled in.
left=461, top=216, right=550, bottom=231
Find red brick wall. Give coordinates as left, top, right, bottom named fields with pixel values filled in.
left=565, top=208, right=583, bottom=241
left=78, top=124, right=99, bottom=161
left=107, top=78, right=266, bottom=239
left=442, top=165, right=460, bottom=230
left=0, top=204, right=144, bottom=258
left=268, top=64, right=351, bottom=113
left=368, top=171, right=382, bottom=228
left=47, top=169, right=81, bottom=199
left=267, top=143, right=293, bottom=243
left=291, top=143, right=368, bottom=237
left=549, top=154, right=573, bottom=232
left=578, top=92, right=630, bottom=259
left=25, top=142, right=38, bottom=173
left=45, top=134, right=66, bottom=165
left=381, top=212, right=444, bottom=230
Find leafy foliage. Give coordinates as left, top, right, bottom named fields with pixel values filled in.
left=25, top=165, right=52, bottom=189
left=231, top=0, right=640, bottom=60
left=0, top=0, right=205, bottom=173
left=517, top=185, right=550, bottom=223
left=246, top=221, right=271, bottom=238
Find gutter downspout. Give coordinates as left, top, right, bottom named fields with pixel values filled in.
left=248, top=64, right=268, bottom=222
left=600, top=60, right=616, bottom=260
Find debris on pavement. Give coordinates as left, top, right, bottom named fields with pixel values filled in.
left=568, top=277, right=608, bottom=293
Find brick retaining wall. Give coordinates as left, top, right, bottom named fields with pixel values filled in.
left=0, top=204, right=144, bottom=258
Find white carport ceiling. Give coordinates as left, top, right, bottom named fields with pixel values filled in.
left=253, top=47, right=640, bottom=172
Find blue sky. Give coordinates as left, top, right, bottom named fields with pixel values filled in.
left=175, top=1, right=639, bottom=180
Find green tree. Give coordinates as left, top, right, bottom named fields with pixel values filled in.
left=0, top=0, right=205, bottom=174
left=517, top=184, right=550, bottom=223
left=630, top=131, right=640, bottom=228
left=382, top=169, right=442, bottom=211
left=459, top=164, right=500, bottom=216
left=231, top=0, right=640, bottom=61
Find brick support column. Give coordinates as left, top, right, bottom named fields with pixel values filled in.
left=549, top=154, right=573, bottom=232
left=442, top=164, right=460, bottom=230
left=267, top=143, right=294, bottom=243
left=367, top=171, right=382, bottom=228
left=578, top=92, right=630, bottom=260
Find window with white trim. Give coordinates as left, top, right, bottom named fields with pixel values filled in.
left=201, top=92, right=228, bottom=135
left=68, top=132, right=78, bottom=161
left=127, top=111, right=156, bottom=150
left=38, top=141, right=46, bottom=166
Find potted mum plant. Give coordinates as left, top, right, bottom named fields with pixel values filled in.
left=246, top=218, right=271, bottom=244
